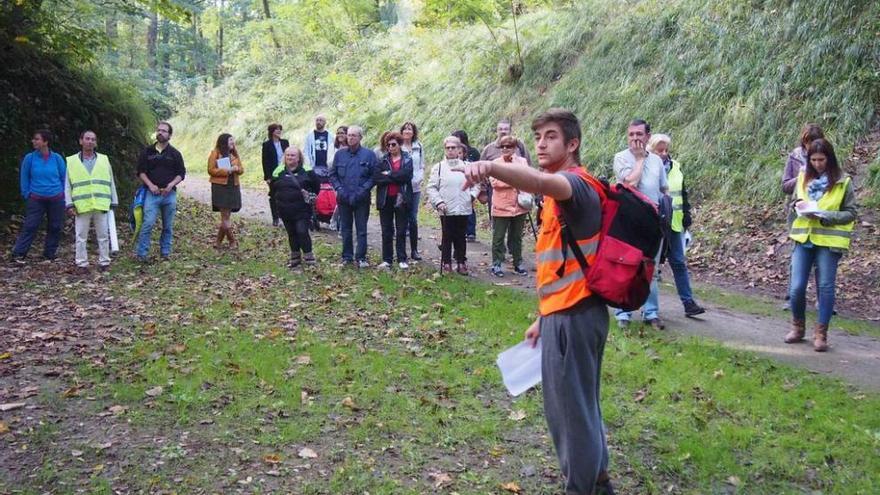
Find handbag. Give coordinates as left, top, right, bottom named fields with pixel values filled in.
left=517, top=190, right=535, bottom=210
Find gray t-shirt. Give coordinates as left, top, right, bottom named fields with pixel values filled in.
left=557, top=172, right=601, bottom=239
left=613, top=149, right=667, bottom=203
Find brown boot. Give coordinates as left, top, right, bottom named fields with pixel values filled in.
left=214, top=226, right=225, bottom=249
left=227, top=227, right=238, bottom=249
left=813, top=323, right=829, bottom=352
left=784, top=319, right=806, bottom=343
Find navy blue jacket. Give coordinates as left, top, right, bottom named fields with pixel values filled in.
left=330, top=145, right=376, bottom=206
left=373, top=152, right=413, bottom=210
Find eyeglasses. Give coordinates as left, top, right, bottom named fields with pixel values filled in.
left=500, top=145, right=515, bottom=150
left=387, top=142, right=399, bottom=148
left=444, top=146, right=460, bottom=150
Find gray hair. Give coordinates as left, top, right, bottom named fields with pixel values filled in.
left=348, top=125, right=363, bottom=137
left=646, top=133, right=671, bottom=153
left=443, top=135, right=463, bottom=148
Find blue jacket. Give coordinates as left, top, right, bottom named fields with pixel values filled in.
left=330, top=145, right=377, bottom=206
left=20, top=150, right=66, bottom=199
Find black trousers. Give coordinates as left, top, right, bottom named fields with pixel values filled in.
left=440, top=215, right=468, bottom=264
left=269, top=192, right=280, bottom=223
left=379, top=196, right=408, bottom=263
left=281, top=215, right=312, bottom=255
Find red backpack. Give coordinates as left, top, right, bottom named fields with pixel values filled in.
left=314, top=183, right=337, bottom=218
left=557, top=169, right=662, bottom=311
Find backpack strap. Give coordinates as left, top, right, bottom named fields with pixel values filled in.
left=554, top=166, right=604, bottom=277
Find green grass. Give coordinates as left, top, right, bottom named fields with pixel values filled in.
left=170, top=0, right=880, bottom=208
left=688, top=282, right=880, bottom=339
left=8, top=198, right=879, bottom=494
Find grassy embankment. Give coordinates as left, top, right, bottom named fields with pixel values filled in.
left=171, top=0, right=880, bottom=208
left=6, top=199, right=879, bottom=494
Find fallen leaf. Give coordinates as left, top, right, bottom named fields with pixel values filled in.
left=633, top=389, right=647, bottom=402
left=71, top=450, right=84, bottom=457
left=500, top=481, right=523, bottom=493
left=263, top=453, right=282, bottom=464
left=0, top=402, right=26, bottom=412
left=428, top=470, right=453, bottom=489
left=0, top=352, right=11, bottom=360
left=341, top=396, right=358, bottom=410
left=108, top=405, right=127, bottom=415
left=298, top=447, right=318, bottom=459
left=95, top=442, right=112, bottom=451
left=145, top=386, right=164, bottom=397
left=0, top=421, right=9, bottom=434
left=295, top=355, right=312, bottom=365
left=725, top=475, right=741, bottom=486
left=713, top=369, right=725, bottom=379
left=508, top=410, right=527, bottom=421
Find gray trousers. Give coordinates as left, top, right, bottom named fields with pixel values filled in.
left=540, top=297, right=610, bottom=494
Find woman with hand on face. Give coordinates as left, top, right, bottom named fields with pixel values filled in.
left=271, top=146, right=319, bottom=268
left=208, top=133, right=244, bottom=249
left=426, top=136, right=480, bottom=275
left=785, top=138, right=856, bottom=351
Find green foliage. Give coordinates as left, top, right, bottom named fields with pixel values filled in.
left=172, top=0, right=880, bottom=207
left=0, top=42, right=153, bottom=213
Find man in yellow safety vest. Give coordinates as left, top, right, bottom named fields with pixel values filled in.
left=65, top=130, right=118, bottom=273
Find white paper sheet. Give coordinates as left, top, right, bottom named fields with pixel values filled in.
left=496, top=340, right=543, bottom=396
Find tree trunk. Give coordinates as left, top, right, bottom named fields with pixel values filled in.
left=147, top=10, right=158, bottom=69
left=261, top=0, right=281, bottom=50
left=217, top=0, right=224, bottom=78
left=159, top=17, right=170, bottom=80
left=105, top=14, right=118, bottom=39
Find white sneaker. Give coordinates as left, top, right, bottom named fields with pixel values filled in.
left=398, top=262, right=409, bottom=269
left=358, top=260, right=370, bottom=269
left=377, top=261, right=391, bottom=269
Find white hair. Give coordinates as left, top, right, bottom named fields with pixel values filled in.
left=646, top=133, right=671, bottom=153
left=348, top=125, right=363, bottom=137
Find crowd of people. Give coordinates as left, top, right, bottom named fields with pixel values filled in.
left=11, top=109, right=858, bottom=495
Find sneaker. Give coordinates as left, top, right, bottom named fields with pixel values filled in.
left=358, top=260, right=369, bottom=269
left=12, top=255, right=26, bottom=265
left=616, top=319, right=629, bottom=329
left=441, top=263, right=453, bottom=273
left=646, top=318, right=665, bottom=330
left=513, top=265, right=528, bottom=276
left=303, top=253, right=316, bottom=265
left=399, top=262, right=409, bottom=269
left=76, top=266, right=90, bottom=275
left=411, top=251, right=422, bottom=261
left=160, top=254, right=171, bottom=262
left=491, top=265, right=504, bottom=277
left=465, top=235, right=476, bottom=242
left=456, top=262, right=469, bottom=276
left=136, top=255, right=149, bottom=264
left=683, top=300, right=706, bottom=317
left=377, top=261, right=392, bottom=269
left=98, top=264, right=110, bottom=273
left=595, top=478, right=616, bottom=495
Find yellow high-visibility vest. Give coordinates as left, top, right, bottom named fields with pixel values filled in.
left=789, top=173, right=853, bottom=250
left=667, top=160, right=684, bottom=233
left=67, top=153, right=113, bottom=213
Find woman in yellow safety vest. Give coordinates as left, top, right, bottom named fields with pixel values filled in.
left=784, top=138, right=856, bottom=351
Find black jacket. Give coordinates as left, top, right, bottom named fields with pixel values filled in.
left=373, top=152, right=414, bottom=210
left=262, top=139, right=289, bottom=181
left=271, top=166, right=319, bottom=220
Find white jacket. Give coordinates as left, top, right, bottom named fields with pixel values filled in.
left=426, top=159, right=479, bottom=216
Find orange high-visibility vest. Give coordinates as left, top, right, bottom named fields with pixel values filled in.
left=536, top=167, right=601, bottom=316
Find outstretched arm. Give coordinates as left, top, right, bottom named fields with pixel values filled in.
left=453, top=161, right=573, bottom=201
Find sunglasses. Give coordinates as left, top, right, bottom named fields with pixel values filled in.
left=500, top=145, right=515, bottom=150
left=387, top=142, right=399, bottom=148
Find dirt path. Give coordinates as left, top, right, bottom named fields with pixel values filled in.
left=179, top=180, right=880, bottom=392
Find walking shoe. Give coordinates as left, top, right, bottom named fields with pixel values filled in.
left=357, top=260, right=370, bottom=269
left=466, top=235, right=476, bottom=242
left=683, top=300, right=706, bottom=317
left=76, top=266, right=90, bottom=275
left=98, top=264, right=110, bottom=273
left=411, top=251, right=422, bottom=261
left=646, top=318, right=665, bottom=330
left=813, top=323, right=829, bottom=352
left=491, top=264, right=504, bottom=277
left=399, top=261, right=409, bottom=269
left=136, top=255, right=149, bottom=264
left=303, top=252, right=316, bottom=265
left=456, top=262, right=469, bottom=276
left=784, top=319, right=806, bottom=344
left=272, top=219, right=280, bottom=227
left=12, top=255, right=26, bottom=264
left=441, top=263, right=453, bottom=273
left=616, top=319, right=630, bottom=329
left=513, top=265, right=528, bottom=276
left=595, top=478, right=616, bottom=495
left=160, top=254, right=171, bottom=261
left=377, top=261, right=392, bottom=269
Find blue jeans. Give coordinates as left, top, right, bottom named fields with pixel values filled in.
left=789, top=242, right=841, bottom=325
left=407, top=191, right=421, bottom=253
left=12, top=196, right=65, bottom=258
left=137, top=190, right=177, bottom=257
left=615, top=241, right=662, bottom=321
left=466, top=210, right=477, bottom=237
left=337, top=200, right=370, bottom=262
left=666, top=230, right=695, bottom=305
